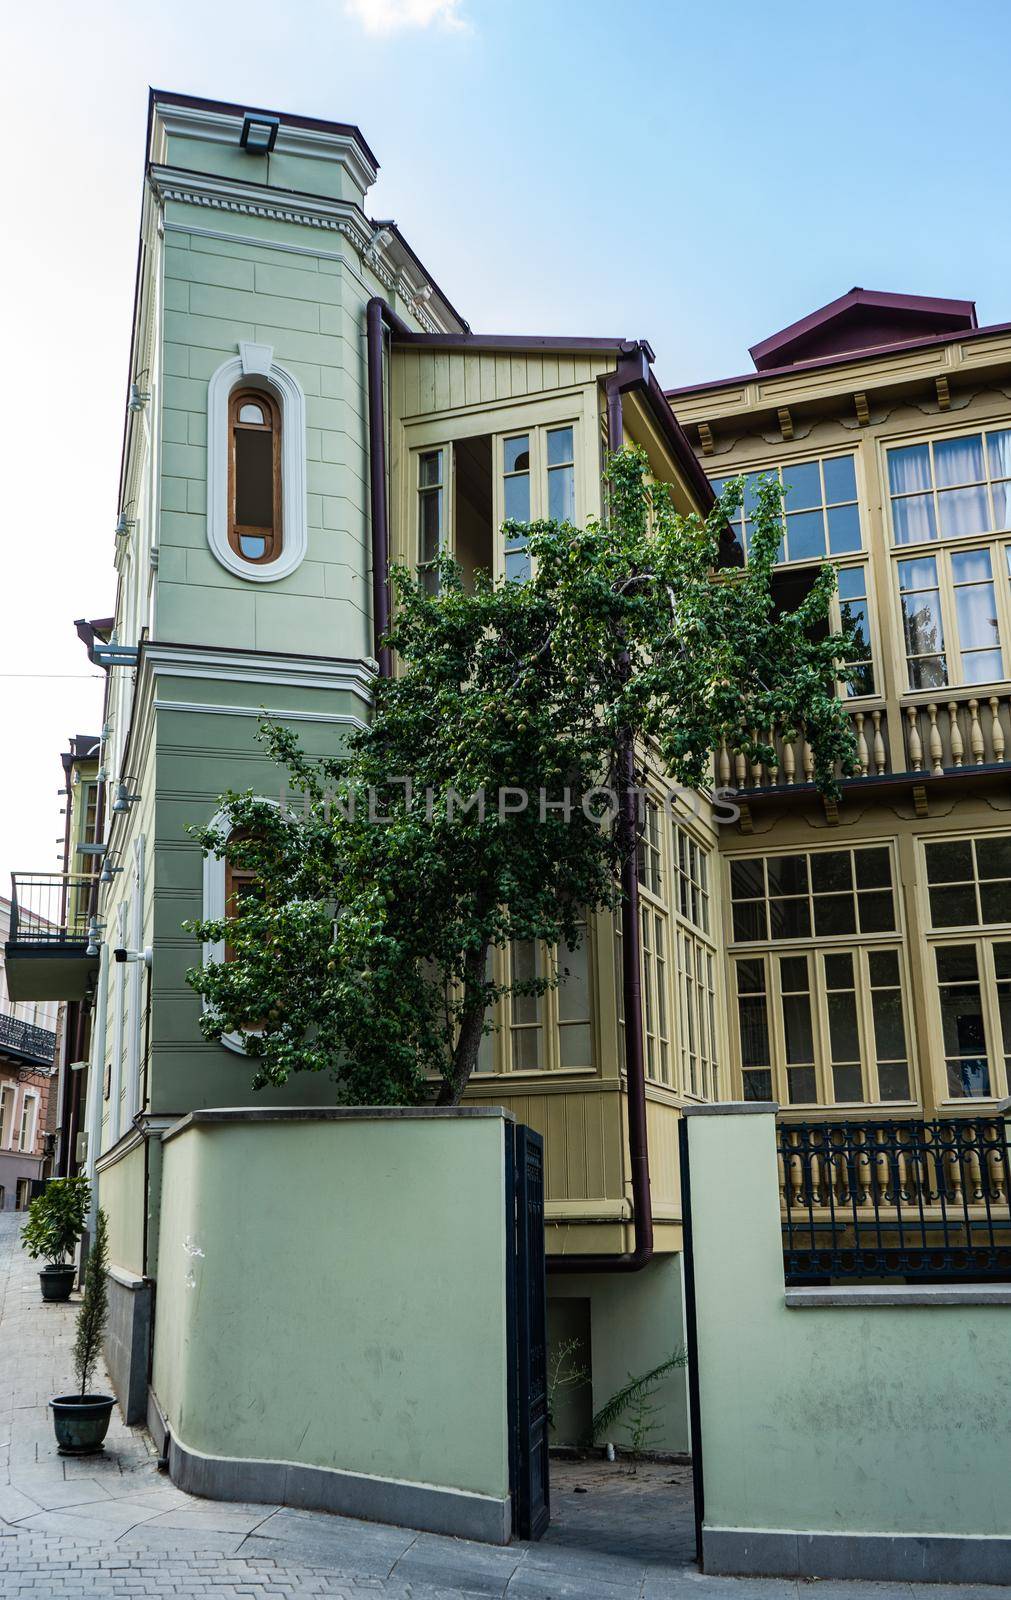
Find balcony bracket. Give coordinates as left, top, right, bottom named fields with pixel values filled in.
left=822, top=795, right=840, bottom=826
left=912, top=783, right=930, bottom=818
left=737, top=799, right=753, bottom=834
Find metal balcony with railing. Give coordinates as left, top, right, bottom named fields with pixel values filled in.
left=0, top=1012, right=57, bottom=1069
left=4, top=872, right=101, bottom=1002
left=778, top=1116, right=1011, bottom=1283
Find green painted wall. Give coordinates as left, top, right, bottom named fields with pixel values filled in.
left=159, top=209, right=376, bottom=662
left=687, top=1109, right=1011, bottom=1538
left=150, top=687, right=360, bottom=1113
left=97, top=1140, right=146, bottom=1277
left=153, top=1113, right=511, bottom=1500
left=549, top=1256, right=689, bottom=1453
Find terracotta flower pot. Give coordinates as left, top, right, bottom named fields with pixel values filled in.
left=50, top=1394, right=115, bottom=1454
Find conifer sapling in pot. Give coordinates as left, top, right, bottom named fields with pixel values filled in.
left=50, top=1208, right=115, bottom=1454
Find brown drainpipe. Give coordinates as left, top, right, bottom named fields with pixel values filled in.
left=548, top=346, right=658, bottom=1275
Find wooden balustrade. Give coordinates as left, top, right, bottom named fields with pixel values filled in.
left=716, top=708, right=889, bottom=792
left=902, top=694, right=1011, bottom=775
left=716, top=693, right=1011, bottom=793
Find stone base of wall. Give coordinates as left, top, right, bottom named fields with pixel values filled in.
left=166, top=1428, right=512, bottom=1545
left=704, top=1525, right=1011, bottom=1585
left=102, top=1267, right=152, bottom=1425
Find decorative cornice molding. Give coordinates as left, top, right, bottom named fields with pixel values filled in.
left=144, top=642, right=376, bottom=709
left=148, top=166, right=444, bottom=334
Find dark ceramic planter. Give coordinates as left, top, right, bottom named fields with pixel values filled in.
left=50, top=1394, right=115, bottom=1454
left=39, top=1265, right=76, bottom=1303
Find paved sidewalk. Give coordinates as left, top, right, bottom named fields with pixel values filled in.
left=0, top=1212, right=997, bottom=1598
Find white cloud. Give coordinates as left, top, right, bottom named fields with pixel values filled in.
left=344, top=0, right=469, bottom=35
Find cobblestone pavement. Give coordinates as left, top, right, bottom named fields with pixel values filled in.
left=0, top=1213, right=997, bottom=1598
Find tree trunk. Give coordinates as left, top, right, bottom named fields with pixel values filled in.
left=436, top=938, right=491, bottom=1106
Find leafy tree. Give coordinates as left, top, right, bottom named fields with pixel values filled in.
left=73, top=1207, right=109, bottom=1397
left=22, top=1176, right=90, bottom=1267
left=187, top=449, right=856, bottom=1105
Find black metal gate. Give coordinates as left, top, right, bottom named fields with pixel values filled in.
left=506, top=1122, right=550, bottom=1541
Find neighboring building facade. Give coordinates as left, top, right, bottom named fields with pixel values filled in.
left=0, top=898, right=57, bottom=1208
left=669, top=287, right=1011, bottom=1122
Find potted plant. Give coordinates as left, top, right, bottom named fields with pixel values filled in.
left=51, top=1207, right=115, bottom=1454
left=21, top=1175, right=90, bottom=1301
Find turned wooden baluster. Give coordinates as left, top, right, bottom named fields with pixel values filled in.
left=947, top=702, right=964, bottom=768
left=905, top=705, right=923, bottom=772
left=853, top=712, right=869, bottom=777
left=735, top=748, right=748, bottom=788
left=989, top=696, right=1006, bottom=763
left=968, top=699, right=985, bottom=765
left=802, top=737, right=815, bottom=783
left=782, top=734, right=796, bottom=786
left=927, top=704, right=944, bottom=774
left=871, top=709, right=886, bottom=774
left=718, top=738, right=731, bottom=787
left=765, top=725, right=779, bottom=786
left=987, top=1124, right=1007, bottom=1203
left=750, top=729, right=763, bottom=789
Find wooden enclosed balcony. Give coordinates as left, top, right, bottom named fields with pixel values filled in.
left=4, top=873, right=101, bottom=1002
left=718, top=689, right=1011, bottom=807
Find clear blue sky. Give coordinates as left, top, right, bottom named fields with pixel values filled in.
left=2, top=0, right=1010, bottom=884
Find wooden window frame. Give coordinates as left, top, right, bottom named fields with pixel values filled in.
left=731, top=943, right=914, bottom=1110
left=708, top=450, right=864, bottom=566
left=228, top=386, right=283, bottom=566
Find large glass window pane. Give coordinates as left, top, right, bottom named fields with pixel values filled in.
left=857, top=891, right=895, bottom=933
left=994, top=941, right=1011, bottom=1083
left=980, top=880, right=1011, bottom=923
left=547, top=428, right=576, bottom=522
left=892, top=495, right=937, bottom=545
left=987, top=429, right=1011, bottom=481
left=769, top=898, right=811, bottom=939
left=738, top=996, right=769, bottom=1068
left=873, top=990, right=907, bottom=1063
left=782, top=459, right=821, bottom=510
left=827, top=502, right=862, bottom=554
left=813, top=895, right=857, bottom=936
left=827, top=991, right=860, bottom=1063
left=855, top=847, right=891, bottom=889
left=938, top=485, right=990, bottom=539
left=767, top=856, right=809, bottom=896
left=732, top=901, right=767, bottom=942
left=925, top=839, right=974, bottom=881
left=503, top=435, right=530, bottom=522
left=730, top=859, right=765, bottom=898
left=934, top=433, right=985, bottom=488
left=787, top=1066, right=817, bottom=1103
left=929, top=884, right=979, bottom=927
left=785, top=509, right=825, bottom=561
left=976, top=836, right=1011, bottom=878
left=823, top=454, right=857, bottom=503
left=504, top=476, right=530, bottom=522
left=936, top=945, right=991, bottom=1097
left=811, top=852, right=851, bottom=892
left=888, top=443, right=932, bottom=496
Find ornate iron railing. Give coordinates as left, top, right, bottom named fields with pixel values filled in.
left=778, top=1118, right=1011, bottom=1282
left=8, top=872, right=99, bottom=945
left=0, top=1013, right=57, bottom=1067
